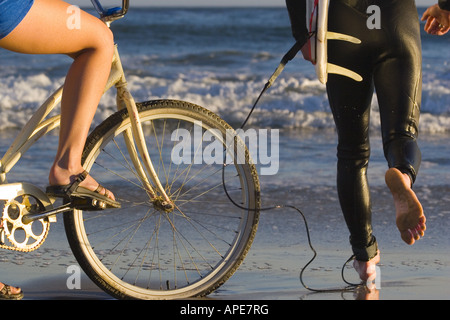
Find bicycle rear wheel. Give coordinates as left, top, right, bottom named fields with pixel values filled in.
left=63, top=100, right=260, bottom=299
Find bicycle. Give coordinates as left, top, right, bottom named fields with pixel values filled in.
left=0, top=0, right=260, bottom=300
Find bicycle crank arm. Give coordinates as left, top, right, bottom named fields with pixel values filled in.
left=22, top=203, right=73, bottom=224
left=21, top=197, right=106, bottom=224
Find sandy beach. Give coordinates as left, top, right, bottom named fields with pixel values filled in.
left=4, top=205, right=450, bottom=301
left=0, top=129, right=449, bottom=302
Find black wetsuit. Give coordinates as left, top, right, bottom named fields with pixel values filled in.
left=285, top=0, right=434, bottom=261
left=439, top=0, right=450, bottom=10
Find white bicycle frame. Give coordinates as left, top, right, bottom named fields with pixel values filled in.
left=0, top=45, right=171, bottom=208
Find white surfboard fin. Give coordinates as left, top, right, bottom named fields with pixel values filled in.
left=326, top=31, right=361, bottom=44
left=324, top=31, right=363, bottom=82
left=327, top=63, right=363, bottom=82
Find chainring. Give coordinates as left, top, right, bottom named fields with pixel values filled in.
left=1, top=195, right=50, bottom=252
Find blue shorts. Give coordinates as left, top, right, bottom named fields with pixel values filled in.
left=0, top=0, right=34, bottom=40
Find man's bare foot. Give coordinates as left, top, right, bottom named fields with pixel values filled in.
left=353, top=250, right=380, bottom=284
left=385, top=168, right=426, bottom=245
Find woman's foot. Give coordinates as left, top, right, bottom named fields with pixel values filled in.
left=49, top=165, right=116, bottom=201
left=0, top=282, right=23, bottom=300
left=385, top=168, right=426, bottom=245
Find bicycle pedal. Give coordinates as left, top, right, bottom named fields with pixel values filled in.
left=71, top=197, right=106, bottom=211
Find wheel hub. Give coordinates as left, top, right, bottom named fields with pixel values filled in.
left=152, top=196, right=174, bottom=213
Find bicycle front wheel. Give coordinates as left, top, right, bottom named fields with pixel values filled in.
left=63, top=100, right=260, bottom=299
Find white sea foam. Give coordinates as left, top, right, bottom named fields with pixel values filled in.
left=1, top=71, right=449, bottom=133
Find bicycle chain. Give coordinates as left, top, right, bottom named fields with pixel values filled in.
left=0, top=231, right=49, bottom=252
left=0, top=197, right=50, bottom=252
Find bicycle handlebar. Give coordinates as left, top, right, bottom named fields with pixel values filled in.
left=91, top=0, right=129, bottom=20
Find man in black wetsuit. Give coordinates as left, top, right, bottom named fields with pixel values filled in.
left=285, top=0, right=444, bottom=283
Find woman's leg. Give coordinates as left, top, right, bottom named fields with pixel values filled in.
left=0, top=0, right=115, bottom=199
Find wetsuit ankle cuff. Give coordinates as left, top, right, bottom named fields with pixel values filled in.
left=351, top=236, right=378, bottom=261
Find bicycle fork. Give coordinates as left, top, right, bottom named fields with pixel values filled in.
left=113, top=49, right=174, bottom=212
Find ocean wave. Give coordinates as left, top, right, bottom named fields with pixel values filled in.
left=0, top=72, right=449, bottom=134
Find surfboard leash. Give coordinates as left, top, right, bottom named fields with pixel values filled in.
left=222, top=37, right=366, bottom=294
left=239, top=35, right=311, bottom=130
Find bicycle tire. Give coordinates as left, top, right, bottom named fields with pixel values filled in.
left=63, top=99, right=260, bottom=299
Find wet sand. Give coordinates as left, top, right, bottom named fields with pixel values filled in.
left=1, top=130, right=449, bottom=301
left=2, top=184, right=448, bottom=301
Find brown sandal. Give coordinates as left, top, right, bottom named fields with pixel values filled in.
left=46, top=170, right=121, bottom=210
left=0, top=284, right=24, bottom=300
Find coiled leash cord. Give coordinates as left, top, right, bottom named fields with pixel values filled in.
left=222, top=38, right=363, bottom=293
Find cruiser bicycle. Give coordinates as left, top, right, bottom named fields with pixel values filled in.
left=0, top=0, right=260, bottom=299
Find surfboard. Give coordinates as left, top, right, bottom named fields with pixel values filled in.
left=307, top=0, right=363, bottom=84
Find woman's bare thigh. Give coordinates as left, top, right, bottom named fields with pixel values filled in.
left=0, top=0, right=112, bottom=55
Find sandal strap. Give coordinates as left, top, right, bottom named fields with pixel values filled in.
left=0, top=284, right=12, bottom=295
left=0, top=285, right=6, bottom=295
left=66, top=170, right=88, bottom=195
left=95, top=184, right=110, bottom=198
left=96, top=184, right=109, bottom=196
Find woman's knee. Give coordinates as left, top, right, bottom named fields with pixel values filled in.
left=72, top=19, right=114, bottom=59
left=93, top=24, right=114, bottom=59
left=95, top=22, right=114, bottom=53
